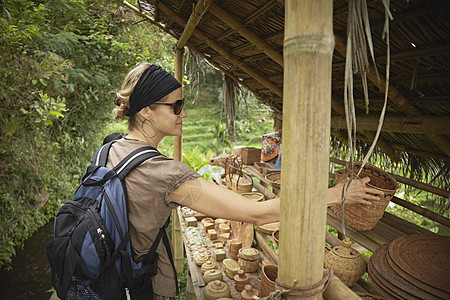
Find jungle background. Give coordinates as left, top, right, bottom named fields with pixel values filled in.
left=1, top=0, right=448, bottom=299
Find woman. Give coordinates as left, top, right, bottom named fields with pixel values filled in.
left=110, top=63, right=383, bottom=299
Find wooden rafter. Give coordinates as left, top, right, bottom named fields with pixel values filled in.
left=331, top=115, right=450, bottom=135
left=209, top=3, right=283, bottom=66
left=147, top=0, right=283, bottom=97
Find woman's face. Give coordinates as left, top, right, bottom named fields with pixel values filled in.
left=147, top=87, right=186, bottom=138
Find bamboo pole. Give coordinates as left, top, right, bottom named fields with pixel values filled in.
left=331, top=115, right=450, bottom=135
left=280, top=1, right=334, bottom=299
left=176, top=0, right=212, bottom=50
left=171, top=49, right=184, bottom=274
left=391, top=196, right=450, bottom=228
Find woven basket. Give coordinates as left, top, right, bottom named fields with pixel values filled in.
left=265, top=172, right=281, bottom=188
left=330, top=162, right=399, bottom=231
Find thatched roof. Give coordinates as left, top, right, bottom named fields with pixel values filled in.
left=131, top=0, right=449, bottom=194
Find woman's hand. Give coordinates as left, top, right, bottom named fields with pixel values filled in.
left=327, top=177, right=384, bottom=207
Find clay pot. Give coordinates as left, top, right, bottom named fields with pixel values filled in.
left=238, top=247, right=259, bottom=273
left=222, top=258, right=240, bottom=279
left=241, top=284, right=259, bottom=300
left=324, top=239, right=366, bottom=286
left=260, top=264, right=278, bottom=297
left=204, top=269, right=223, bottom=284
left=234, top=269, right=250, bottom=292
left=229, top=240, right=242, bottom=261
left=203, top=280, right=231, bottom=300
left=201, top=260, right=217, bottom=274
left=194, top=253, right=209, bottom=266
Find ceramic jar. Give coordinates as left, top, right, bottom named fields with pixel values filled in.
left=238, top=247, right=259, bottom=273
left=204, top=269, right=223, bottom=284
left=234, top=269, right=250, bottom=292
left=201, top=260, right=217, bottom=274
left=241, top=284, right=258, bottom=300
left=195, top=253, right=209, bottom=266
left=203, top=280, right=231, bottom=300
left=260, top=264, right=278, bottom=297
left=324, top=239, right=366, bottom=286
left=222, top=258, right=240, bottom=279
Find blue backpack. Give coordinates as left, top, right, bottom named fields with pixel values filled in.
left=46, top=142, right=177, bottom=299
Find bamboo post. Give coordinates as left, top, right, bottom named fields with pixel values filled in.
left=279, top=1, right=334, bottom=299
left=171, top=48, right=184, bottom=274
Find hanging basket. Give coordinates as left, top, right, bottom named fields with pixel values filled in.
left=330, top=162, right=399, bottom=231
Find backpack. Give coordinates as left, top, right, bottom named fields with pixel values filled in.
left=46, top=141, right=177, bottom=299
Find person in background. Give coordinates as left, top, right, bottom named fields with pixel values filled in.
left=109, top=62, right=383, bottom=299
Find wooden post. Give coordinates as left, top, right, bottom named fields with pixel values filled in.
left=171, top=48, right=184, bottom=274
left=279, top=1, right=334, bottom=299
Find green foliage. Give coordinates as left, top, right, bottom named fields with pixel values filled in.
left=0, top=0, right=178, bottom=269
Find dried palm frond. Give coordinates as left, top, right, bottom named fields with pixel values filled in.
left=223, top=74, right=236, bottom=141
left=341, top=0, right=394, bottom=237
left=185, top=47, right=206, bottom=105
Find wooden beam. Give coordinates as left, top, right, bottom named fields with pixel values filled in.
left=331, top=115, right=450, bottom=135
left=391, top=196, right=450, bottom=228
left=334, top=35, right=420, bottom=116
left=331, top=96, right=345, bottom=115
left=176, top=0, right=212, bottom=49
left=333, top=42, right=450, bottom=69
left=209, top=3, right=284, bottom=66
left=147, top=0, right=283, bottom=97
left=279, top=1, right=334, bottom=299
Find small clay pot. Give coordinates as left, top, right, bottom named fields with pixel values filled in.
left=194, top=253, right=209, bottom=266
left=234, top=269, right=250, bottom=292
left=241, top=284, right=258, bottom=300
left=201, top=260, right=217, bottom=274
left=324, top=239, right=366, bottom=286
left=203, top=280, right=231, bottom=300
left=204, top=269, right=223, bottom=284
left=260, top=264, right=278, bottom=297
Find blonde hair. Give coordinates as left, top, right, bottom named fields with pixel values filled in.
left=113, top=62, right=152, bottom=129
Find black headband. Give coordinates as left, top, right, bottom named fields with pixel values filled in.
left=126, top=65, right=181, bottom=116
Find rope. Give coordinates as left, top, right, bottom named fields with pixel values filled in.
left=256, top=269, right=333, bottom=300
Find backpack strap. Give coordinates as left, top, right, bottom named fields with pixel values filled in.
left=136, top=217, right=179, bottom=293
left=92, top=141, right=115, bottom=166
left=113, top=146, right=160, bottom=180
left=84, top=146, right=161, bottom=186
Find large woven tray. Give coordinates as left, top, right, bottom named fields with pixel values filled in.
left=330, top=162, right=399, bottom=231
left=368, top=234, right=450, bottom=299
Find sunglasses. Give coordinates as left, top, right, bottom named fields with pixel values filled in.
left=153, top=99, right=185, bottom=115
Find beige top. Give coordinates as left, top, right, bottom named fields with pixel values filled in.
left=107, top=139, right=200, bottom=296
